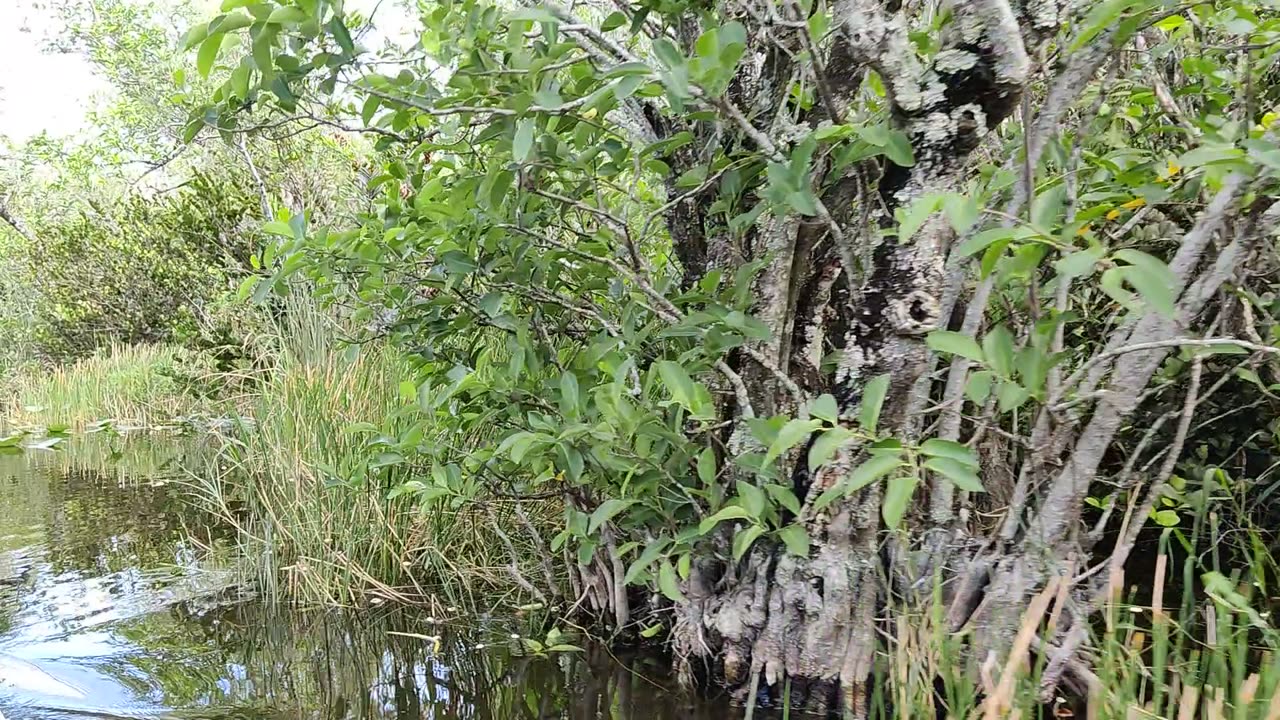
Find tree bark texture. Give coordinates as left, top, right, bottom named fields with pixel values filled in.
left=608, top=0, right=1280, bottom=714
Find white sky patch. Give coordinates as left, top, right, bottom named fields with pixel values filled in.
left=0, top=1, right=108, bottom=142
left=0, top=0, right=418, bottom=143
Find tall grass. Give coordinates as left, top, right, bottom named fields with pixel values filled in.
left=195, top=296, right=554, bottom=610
left=871, top=497, right=1280, bottom=720
left=3, top=342, right=219, bottom=428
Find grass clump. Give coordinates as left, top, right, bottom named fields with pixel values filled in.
left=4, top=342, right=221, bottom=429
left=196, top=299, right=552, bottom=611
left=872, top=508, right=1280, bottom=719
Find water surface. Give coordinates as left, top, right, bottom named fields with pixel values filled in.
left=0, top=435, right=741, bottom=719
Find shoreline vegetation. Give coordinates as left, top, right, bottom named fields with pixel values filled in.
left=3, top=0, right=1280, bottom=716
left=8, top=338, right=1280, bottom=718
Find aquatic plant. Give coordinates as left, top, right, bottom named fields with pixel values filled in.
left=192, top=297, right=558, bottom=609
left=4, top=342, right=223, bottom=429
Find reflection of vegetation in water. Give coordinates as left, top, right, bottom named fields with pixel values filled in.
left=0, top=436, right=733, bottom=720
left=0, top=433, right=225, bottom=576
left=0, top=434, right=233, bottom=652
left=95, top=604, right=736, bottom=720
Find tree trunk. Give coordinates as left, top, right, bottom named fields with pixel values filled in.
left=637, top=0, right=1275, bottom=712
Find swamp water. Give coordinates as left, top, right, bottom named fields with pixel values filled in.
left=0, top=437, right=740, bottom=719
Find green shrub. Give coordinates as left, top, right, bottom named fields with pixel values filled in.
left=27, top=172, right=260, bottom=362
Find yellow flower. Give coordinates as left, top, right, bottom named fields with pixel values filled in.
left=1108, top=197, right=1146, bottom=220
left=582, top=108, right=599, bottom=120
left=1159, top=162, right=1181, bottom=181
left=1076, top=224, right=1091, bottom=236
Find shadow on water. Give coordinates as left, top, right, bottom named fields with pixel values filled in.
left=0, top=435, right=742, bottom=720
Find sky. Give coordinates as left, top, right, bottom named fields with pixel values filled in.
left=0, top=1, right=108, bottom=141
left=0, top=0, right=417, bottom=143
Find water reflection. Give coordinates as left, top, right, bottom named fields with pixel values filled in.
left=0, top=436, right=741, bottom=720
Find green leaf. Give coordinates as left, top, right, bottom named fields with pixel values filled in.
left=658, top=560, right=686, bottom=601
left=765, top=418, right=820, bottom=466
left=602, top=11, right=628, bottom=31
left=1031, top=183, right=1067, bottom=229
left=981, top=325, right=1015, bottom=377
left=361, top=96, right=380, bottom=126
left=263, top=220, right=294, bottom=237
left=370, top=452, right=405, bottom=468
left=215, top=11, right=254, bottom=33
left=810, top=393, right=839, bottom=423
left=1177, top=144, right=1245, bottom=168
left=924, top=457, right=984, bottom=493
left=513, top=119, right=536, bottom=162
left=652, top=38, right=685, bottom=70
left=808, top=426, right=854, bottom=471
left=858, top=373, right=890, bottom=435
left=997, top=381, right=1030, bottom=412
left=546, top=643, right=585, bottom=653
left=656, top=360, right=697, bottom=409
left=849, top=452, right=903, bottom=493
left=897, top=194, right=942, bottom=243
left=269, top=76, right=297, bottom=111
left=943, top=194, right=979, bottom=235
left=252, top=25, right=277, bottom=80
left=814, top=452, right=902, bottom=510
left=965, top=370, right=994, bottom=404
left=1114, top=249, right=1177, bottom=317
left=1055, top=246, right=1105, bottom=279
left=560, top=444, right=584, bottom=482
left=920, top=439, right=978, bottom=467
left=698, top=505, right=753, bottom=535
left=197, top=33, right=225, bottom=78
left=955, top=227, right=1015, bottom=257
left=881, top=474, right=918, bottom=529
left=880, top=128, right=915, bottom=166
left=589, top=498, right=637, bottom=534
left=509, top=6, right=560, bottom=22
left=732, top=524, right=766, bottom=560
left=737, top=480, right=767, bottom=518
left=560, top=370, right=580, bottom=415
left=697, top=447, right=717, bottom=485
left=926, top=331, right=985, bottom=363
left=266, top=5, right=308, bottom=24
left=230, top=63, right=251, bottom=98
left=181, top=23, right=211, bottom=51
left=765, top=484, right=802, bottom=515
left=778, top=524, right=810, bottom=556
left=604, top=62, right=653, bottom=78
left=625, top=539, right=670, bottom=583
left=328, top=16, right=355, bottom=56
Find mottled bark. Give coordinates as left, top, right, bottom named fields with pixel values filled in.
left=661, top=0, right=1047, bottom=714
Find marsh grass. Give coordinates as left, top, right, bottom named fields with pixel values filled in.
left=192, top=297, right=555, bottom=611
left=870, top=518, right=1280, bottom=719
left=3, top=342, right=221, bottom=428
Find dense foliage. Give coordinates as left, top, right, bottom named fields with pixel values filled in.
left=24, top=174, right=260, bottom=360
left=3, top=0, right=1279, bottom=715
left=181, top=0, right=1280, bottom=711
left=0, top=0, right=376, bottom=368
